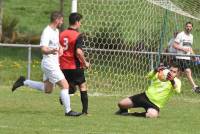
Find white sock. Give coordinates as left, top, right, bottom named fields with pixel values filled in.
left=23, top=80, right=44, bottom=91
left=60, top=89, right=71, bottom=113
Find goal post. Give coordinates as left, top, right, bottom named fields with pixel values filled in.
left=71, top=0, right=77, bottom=13
left=73, top=0, right=200, bottom=95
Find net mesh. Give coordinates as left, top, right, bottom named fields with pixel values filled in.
left=78, top=0, right=200, bottom=95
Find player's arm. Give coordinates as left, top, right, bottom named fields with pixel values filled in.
left=190, top=48, right=197, bottom=61
left=173, top=41, right=183, bottom=51
left=58, top=44, right=63, bottom=56
left=167, top=73, right=181, bottom=93
left=171, top=78, right=181, bottom=93
left=41, top=46, right=58, bottom=55
left=58, top=33, right=64, bottom=56
left=76, top=48, right=89, bottom=68
left=146, top=64, right=165, bottom=79
left=173, top=41, right=192, bottom=53
left=172, top=33, right=190, bottom=53
left=75, top=35, right=90, bottom=68
left=145, top=70, right=156, bottom=79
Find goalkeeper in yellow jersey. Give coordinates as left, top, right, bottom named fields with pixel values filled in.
left=115, top=63, right=181, bottom=118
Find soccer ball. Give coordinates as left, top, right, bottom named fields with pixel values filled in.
left=158, top=69, right=170, bottom=82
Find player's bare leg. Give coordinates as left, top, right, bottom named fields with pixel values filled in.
left=146, top=108, right=159, bottom=118
left=185, top=68, right=200, bottom=93
left=116, top=98, right=132, bottom=115
left=44, top=80, right=53, bottom=93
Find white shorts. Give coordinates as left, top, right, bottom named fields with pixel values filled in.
left=41, top=63, right=65, bottom=84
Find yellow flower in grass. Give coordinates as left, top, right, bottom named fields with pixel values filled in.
left=12, top=62, right=21, bottom=68
left=32, top=60, right=40, bottom=68
left=0, top=61, right=3, bottom=68
left=33, top=59, right=40, bottom=65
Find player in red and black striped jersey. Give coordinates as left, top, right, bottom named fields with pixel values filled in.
left=59, top=13, right=90, bottom=115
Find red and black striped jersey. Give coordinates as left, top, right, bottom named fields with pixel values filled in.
left=59, top=28, right=83, bottom=69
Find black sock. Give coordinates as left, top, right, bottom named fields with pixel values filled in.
left=81, top=91, right=88, bottom=113
left=131, top=112, right=146, bottom=117
left=120, top=108, right=128, bottom=113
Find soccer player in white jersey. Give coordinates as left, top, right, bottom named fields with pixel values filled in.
left=172, top=22, right=200, bottom=93
left=11, top=11, right=82, bottom=116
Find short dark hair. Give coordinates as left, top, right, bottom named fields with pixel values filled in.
left=50, top=11, right=63, bottom=22
left=69, top=13, right=83, bottom=25
left=170, top=62, right=180, bottom=71
left=185, top=21, right=193, bottom=27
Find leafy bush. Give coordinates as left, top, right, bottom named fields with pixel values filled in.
left=1, top=14, right=19, bottom=43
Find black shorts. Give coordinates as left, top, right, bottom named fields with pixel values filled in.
left=62, top=69, right=86, bottom=85
left=174, top=59, right=193, bottom=71
left=129, top=92, right=160, bottom=112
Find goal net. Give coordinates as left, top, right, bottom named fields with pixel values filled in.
left=77, top=0, right=200, bottom=95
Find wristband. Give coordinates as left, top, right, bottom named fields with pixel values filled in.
left=170, top=80, right=175, bottom=86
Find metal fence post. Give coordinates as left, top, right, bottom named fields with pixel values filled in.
left=150, top=53, right=154, bottom=70
left=27, top=45, right=32, bottom=80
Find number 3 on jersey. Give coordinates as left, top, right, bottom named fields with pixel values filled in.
left=63, top=38, right=69, bottom=50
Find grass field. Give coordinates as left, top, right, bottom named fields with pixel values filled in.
left=4, top=0, right=71, bottom=35
left=1, top=1, right=200, bottom=133
left=0, top=85, right=200, bottom=134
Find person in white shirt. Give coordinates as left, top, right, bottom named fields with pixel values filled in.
left=173, top=21, right=200, bottom=93
left=163, top=31, right=179, bottom=65
left=11, top=11, right=82, bottom=116
left=167, top=31, right=179, bottom=53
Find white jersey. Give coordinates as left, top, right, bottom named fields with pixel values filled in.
left=167, top=38, right=177, bottom=53
left=40, top=25, right=65, bottom=84
left=40, top=25, right=60, bottom=69
left=174, top=31, right=193, bottom=60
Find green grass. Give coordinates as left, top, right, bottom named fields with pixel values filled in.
left=4, top=0, right=71, bottom=35
left=0, top=85, right=200, bottom=134
left=0, top=47, right=42, bottom=85
left=1, top=1, right=200, bottom=133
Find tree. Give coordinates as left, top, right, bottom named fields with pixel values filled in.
left=0, top=0, right=3, bottom=42
left=60, top=0, right=64, bottom=31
